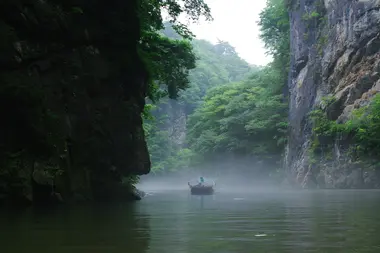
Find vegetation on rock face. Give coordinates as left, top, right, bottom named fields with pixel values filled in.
left=144, top=0, right=290, bottom=180
left=0, top=0, right=211, bottom=205
left=309, top=94, right=380, bottom=167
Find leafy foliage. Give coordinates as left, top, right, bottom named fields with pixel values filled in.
left=140, top=34, right=197, bottom=100
left=139, top=0, right=212, bottom=100
left=187, top=67, right=288, bottom=160
left=179, top=39, right=257, bottom=113
left=258, top=0, right=290, bottom=81
left=310, top=94, right=380, bottom=161
left=259, top=0, right=289, bottom=57
left=350, top=95, right=380, bottom=158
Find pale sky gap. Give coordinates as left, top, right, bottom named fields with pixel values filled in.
left=180, top=0, right=272, bottom=66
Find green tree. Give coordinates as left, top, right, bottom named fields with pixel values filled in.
left=187, top=67, right=288, bottom=165
left=258, top=0, right=290, bottom=78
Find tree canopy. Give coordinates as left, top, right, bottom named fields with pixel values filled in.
left=187, top=67, right=288, bottom=160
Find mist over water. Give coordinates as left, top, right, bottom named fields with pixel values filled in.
left=134, top=171, right=380, bottom=253
left=137, top=175, right=281, bottom=194
left=137, top=159, right=283, bottom=194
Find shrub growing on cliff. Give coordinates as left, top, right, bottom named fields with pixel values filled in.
left=347, top=94, right=380, bottom=157
left=309, top=94, right=380, bottom=161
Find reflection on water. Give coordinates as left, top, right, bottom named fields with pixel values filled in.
left=1, top=190, right=380, bottom=253
left=0, top=203, right=150, bottom=253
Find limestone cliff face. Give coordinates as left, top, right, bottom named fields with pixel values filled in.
left=286, top=0, right=380, bottom=188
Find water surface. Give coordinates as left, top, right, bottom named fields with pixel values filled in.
left=1, top=189, right=380, bottom=253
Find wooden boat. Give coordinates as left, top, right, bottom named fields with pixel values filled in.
left=188, top=180, right=215, bottom=195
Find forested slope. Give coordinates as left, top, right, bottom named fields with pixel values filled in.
left=144, top=0, right=290, bottom=182
left=144, top=23, right=256, bottom=174
left=185, top=0, right=290, bottom=181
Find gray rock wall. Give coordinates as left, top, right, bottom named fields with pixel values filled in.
left=285, top=0, right=380, bottom=188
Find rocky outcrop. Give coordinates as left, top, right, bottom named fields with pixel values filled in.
left=285, top=0, right=380, bottom=188
left=0, top=0, right=150, bottom=206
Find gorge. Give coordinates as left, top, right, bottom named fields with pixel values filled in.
left=2, top=0, right=380, bottom=207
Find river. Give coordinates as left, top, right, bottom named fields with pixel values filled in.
left=1, top=189, right=380, bottom=252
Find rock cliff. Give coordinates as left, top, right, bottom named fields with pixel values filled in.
left=0, top=0, right=150, bottom=206
left=285, top=0, right=380, bottom=188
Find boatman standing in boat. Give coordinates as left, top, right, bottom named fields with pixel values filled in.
left=188, top=176, right=206, bottom=187
left=198, top=176, right=205, bottom=186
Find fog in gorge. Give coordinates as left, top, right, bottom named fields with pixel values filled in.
left=137, top=155, right=284, bottom=194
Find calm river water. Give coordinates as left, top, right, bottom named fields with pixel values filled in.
left=1, top=189, right=380, bottom=253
